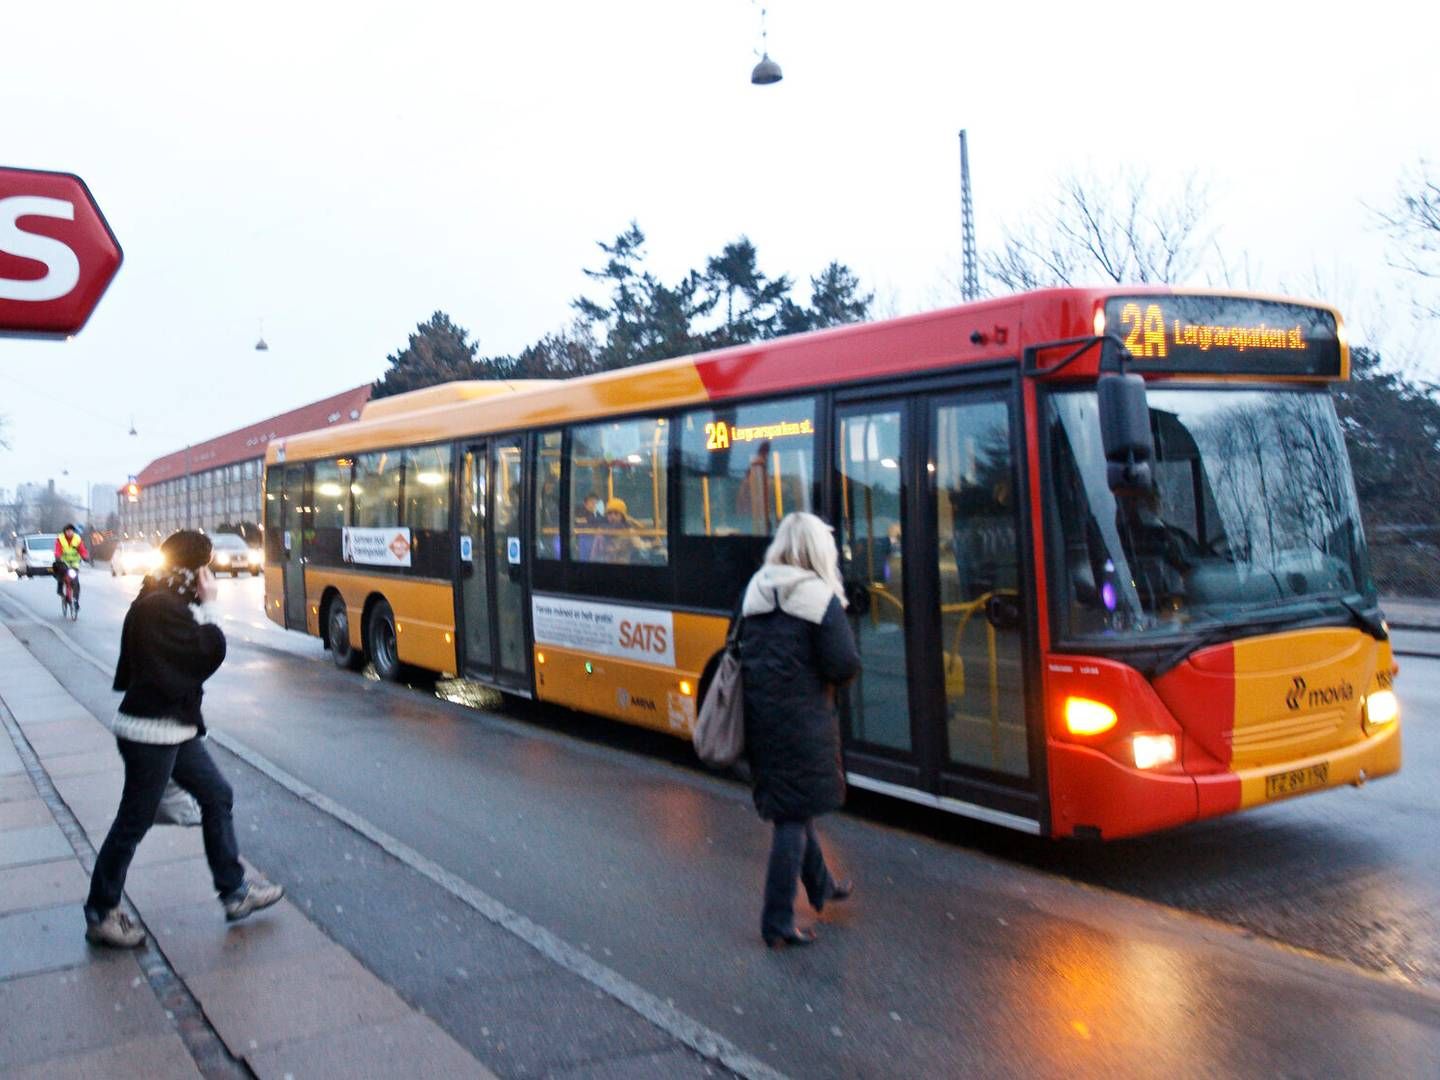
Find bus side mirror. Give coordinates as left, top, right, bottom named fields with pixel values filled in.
left=1098, top=373, right=1155, bottom=494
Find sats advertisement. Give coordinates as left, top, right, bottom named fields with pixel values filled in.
left=531, top=595, right=675, bottom=668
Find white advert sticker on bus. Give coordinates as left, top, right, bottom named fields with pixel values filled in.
left=531, top=595, right=675, bottom=668
left=343, top=526, right=413, bottom=568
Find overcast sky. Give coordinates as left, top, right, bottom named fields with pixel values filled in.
left=2, top=0, right=1436, bottom=500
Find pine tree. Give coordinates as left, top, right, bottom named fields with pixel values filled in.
left=371, top=312, right=481, bottom=398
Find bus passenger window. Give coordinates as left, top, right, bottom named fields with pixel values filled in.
left=569, top=417, right=669, bottom=566
left=680, top=397, right=816, bottom=537
left=535, top=430, right=563, bottom=560
left=402, top=446, right=450, bottom=533
left=353, top=451, right=401, bottom=528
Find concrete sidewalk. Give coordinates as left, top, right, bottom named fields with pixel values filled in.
left=0, top=623, right=493, bottom=1079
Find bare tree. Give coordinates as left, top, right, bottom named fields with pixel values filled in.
left=1377, top=162, right=1440, bottom=317
left=982, top=171, right=1219, bottom=293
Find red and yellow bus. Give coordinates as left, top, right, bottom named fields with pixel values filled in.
left=264, top=287, right=1400, bottom=839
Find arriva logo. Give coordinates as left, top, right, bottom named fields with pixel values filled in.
left=1285, top=676, right=1355, bottom=711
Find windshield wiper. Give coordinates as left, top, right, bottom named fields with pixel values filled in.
left=1154, top=597, right=1386, bottom=675
left=1152, top=606, right=1333, bottom=676
left=1340, top=596, right=1387, bottom=640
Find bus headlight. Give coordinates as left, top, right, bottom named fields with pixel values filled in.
left=1132, top=733, right=1177, bottom=770
left=1064, top=697, right=1117, bottom=736
left=1363, top=689, right=1399, bottom=732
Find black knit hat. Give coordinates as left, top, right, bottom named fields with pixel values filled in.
left=160, top=530, right=213, bottom=572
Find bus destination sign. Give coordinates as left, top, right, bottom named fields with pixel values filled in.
left=1103, top=295, right=1343, bottom=378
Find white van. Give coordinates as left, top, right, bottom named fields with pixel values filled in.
left=15, top=534, right=59, bottom=578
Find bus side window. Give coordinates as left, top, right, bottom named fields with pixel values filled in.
left=568, top=417, right=669, bottom=566
left=680, top=397, right=816, bottom=538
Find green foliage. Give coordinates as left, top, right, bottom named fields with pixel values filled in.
left=573, top=222, right=872, bottom=369
left=375, top=227, right=873, bottom=398
left=371, top=312, right=483, bottom=399
left=1333, top=347, right=1440, bottom=596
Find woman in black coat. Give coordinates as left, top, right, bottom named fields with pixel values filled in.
left=83, top=530, right=283, bottom=948
left=739, top=512, right=861, bottom=948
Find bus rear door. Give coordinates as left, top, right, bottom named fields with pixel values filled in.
left=280, top=462, right=308, bottom=633
left=458, top=437, right=532, bottom=695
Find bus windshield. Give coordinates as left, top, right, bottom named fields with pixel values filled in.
left=1046, top=387, right=1375, bottom=643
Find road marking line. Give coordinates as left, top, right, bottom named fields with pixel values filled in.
left=0, top=589, right=787, bottom=1080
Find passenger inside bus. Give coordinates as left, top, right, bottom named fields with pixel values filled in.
left=589, top=498, right=638, bottom=564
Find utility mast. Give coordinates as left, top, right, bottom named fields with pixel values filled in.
left=959, top=129, right=980, bottom=301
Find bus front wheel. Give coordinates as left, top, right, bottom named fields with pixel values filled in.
left=367, top=600, right=402, bottom=682
left=327, top=598, right=365, bottom=671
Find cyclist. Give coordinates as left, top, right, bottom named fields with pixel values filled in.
left=54, top=524, right=90, bottom=610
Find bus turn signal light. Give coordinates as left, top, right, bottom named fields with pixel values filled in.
left=1131, top=733, right=1177, bottom=770
left=1363, top=689, right=1399, bottom=731
left=1064, top=697, right=1117, bottom=736
left=679, top=680, right=693, bottom=696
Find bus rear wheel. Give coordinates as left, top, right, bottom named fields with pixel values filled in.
left=327, top=598, right=365, bottom=671
left=366, top=600, right=402, bottom=682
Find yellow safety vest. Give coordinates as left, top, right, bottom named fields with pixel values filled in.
left=57, top=533, right=84, bottom=568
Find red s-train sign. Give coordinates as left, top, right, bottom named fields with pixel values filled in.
left=0, top=166, right=123, bottom=337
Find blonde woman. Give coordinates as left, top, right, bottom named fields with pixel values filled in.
left=739, top=512, right=861, bottom=948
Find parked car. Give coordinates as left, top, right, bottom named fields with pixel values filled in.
left=209, top=533, right=262, bottom=577
left=15, top=534, right=59, bottom=578
left=110, top=541, right=163, bottom=577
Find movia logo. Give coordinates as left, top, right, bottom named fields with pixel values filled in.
left=1285, top=676, right=1355, bottom=711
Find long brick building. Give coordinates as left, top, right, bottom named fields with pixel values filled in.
left=118, top=386, right=373, bottom=542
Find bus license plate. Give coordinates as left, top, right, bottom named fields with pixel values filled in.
left=1265, top=763, right=1330, bottom=799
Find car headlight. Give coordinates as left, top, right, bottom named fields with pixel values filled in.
left=216, top=553, right=230, bottom=565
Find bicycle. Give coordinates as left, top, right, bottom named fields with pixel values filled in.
left=60, top=566, right=80, bottom=621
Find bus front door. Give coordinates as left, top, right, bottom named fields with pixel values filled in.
left=458, top=439, right=532, bottom=694
left=835, top=387, right=1039, bottom=830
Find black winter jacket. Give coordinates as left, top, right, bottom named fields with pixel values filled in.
left=113, top=586, right=227, bottom=734
left=739, top=565, right=861, bottom=822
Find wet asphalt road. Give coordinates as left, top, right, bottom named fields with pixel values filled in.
left=4, top=568, right=1440, bottom=1075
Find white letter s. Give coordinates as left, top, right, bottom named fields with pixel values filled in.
left=0, top=196, right=81, bottom=302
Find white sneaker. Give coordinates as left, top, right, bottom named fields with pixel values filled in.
left=85, top=908, right=145, bottom=948
left=223, top=879, right=284, bottom=922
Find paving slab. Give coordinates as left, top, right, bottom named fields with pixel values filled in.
left=149, top=898, right=333, bottom=980
left=0, top=796, right=53, bottom=829
left=0, top=859, right=90, bottom=915
left=24, top=719, right=116, bottom=757
left=122, top=854, right=233, bottom=913
left=123, top=823, right=209, bottom=868
left=5, top=1033, right=202, bottom=1080
left=247, top=1013, right=493, bottom=1080
left=0, top=951, right=173, bottom=1071
left=0, top=821, right=72, bottom=868
left=0, top=903, right=95, bottom=978
left=52, top=771, right=124, bottom=808
left=44, top=748, right=122, bottom=779
left=0, top=773, right=37, bottom=801
left=187, top=944, right=411, bottom=1059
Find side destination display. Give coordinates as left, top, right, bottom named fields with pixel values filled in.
left=1104, top=295, right=1343, bottom=377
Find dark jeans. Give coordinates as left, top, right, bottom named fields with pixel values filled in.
left=86, top=736, right=245, bottom=918
left=762, top=818, right=834, bottom=938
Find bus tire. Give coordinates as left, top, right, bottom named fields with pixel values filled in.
left=366, top=600, right=403, bottom=682
left=327, top=597, right=365, bottom=671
